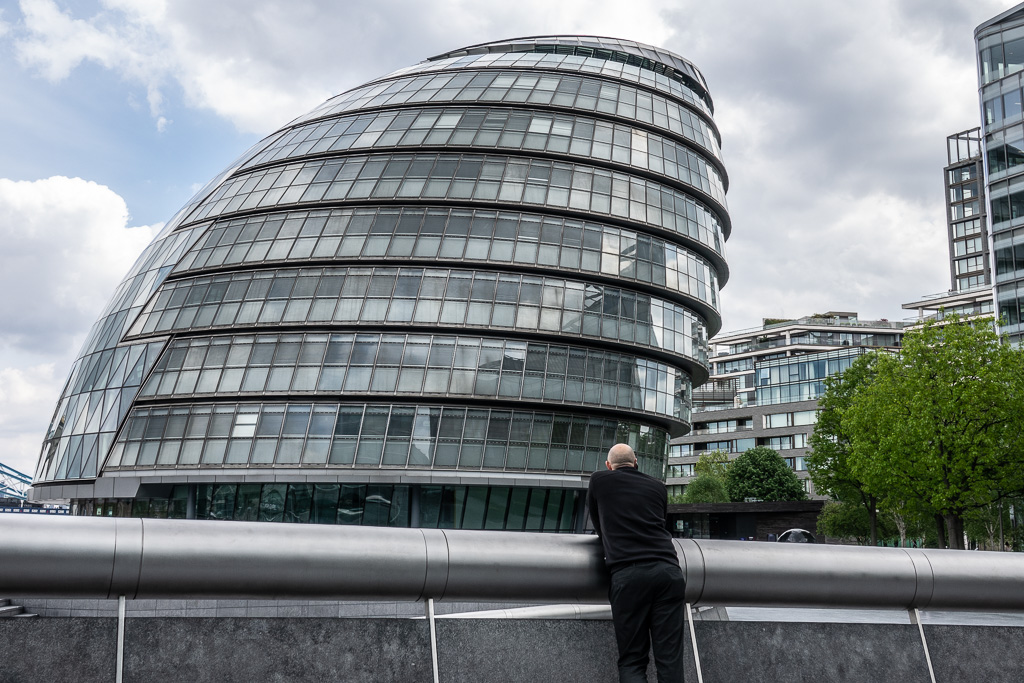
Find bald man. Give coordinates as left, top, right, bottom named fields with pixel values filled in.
left=587, top=443, right=686, bottom=683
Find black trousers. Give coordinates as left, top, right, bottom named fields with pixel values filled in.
left=608, top=560, right=687, bottom=683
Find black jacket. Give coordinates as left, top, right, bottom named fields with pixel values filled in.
left=587, top=466, right=678, bottom=573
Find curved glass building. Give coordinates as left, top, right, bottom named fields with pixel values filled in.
left=30, top=36, right=730, bottom=532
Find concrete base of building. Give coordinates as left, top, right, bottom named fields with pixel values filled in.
left=1, top=617, right=1022, bottom=682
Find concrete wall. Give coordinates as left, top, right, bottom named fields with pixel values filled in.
left=2, top=617, right=1024, bottom=682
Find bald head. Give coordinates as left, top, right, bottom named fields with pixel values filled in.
left=606, top=443, right=638, bottom=470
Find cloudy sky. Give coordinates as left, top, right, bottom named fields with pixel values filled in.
left=0, top=0, right=1010, bottom=475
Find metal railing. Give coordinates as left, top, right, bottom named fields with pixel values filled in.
left=3, top=515, right=1024, bottom=611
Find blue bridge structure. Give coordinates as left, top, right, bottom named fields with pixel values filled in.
left=0, top=462, right=31, bottom=501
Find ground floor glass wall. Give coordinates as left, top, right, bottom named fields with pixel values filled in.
left=76, top=482, right=582, bottom=532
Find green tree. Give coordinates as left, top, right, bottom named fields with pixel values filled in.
left=816, top=501, right=872, bottom=543
left=680, top=474, right=730, bottom=503
left=694, top=450, right=729, bottom=479
left=844, top=317, right=1024, bottom=549
left=806, top=353, right=884, bottom=544
left=725, top=446, right=807, bottom=502
left=963, top=499, right=1021, bottom=551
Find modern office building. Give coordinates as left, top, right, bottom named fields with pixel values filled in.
left=666, top=313, right=904, bottom=498
left=977, top=4, right=1024, bottom=342
left=30, top=36, right=731, bottom=532
left=945, top=128, right=991, bottom=291
left=902, top=128, right=994, bottom=324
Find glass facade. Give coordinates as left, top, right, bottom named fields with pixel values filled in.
left=35, top=226, right=207, bottom=483
left=124, top=266, right=709, bottom=367
left=32, top=36, right=730, bottom=531
left=296, top=69, right=722, bottom=162
left=979, top=9, right=1024, bottom=343
left=173, top=207, right=720, bottom=314
left=107, top=402, right=669, bottom=474
left=243, top=106, right=727, bottom=206
left=137, top=333, right=689, bottom=422
left=668, top=314, right=903, bottom=500
left=81, top=482, right=582, bottom=532
left=181, top=153, right=726, bottom=261
left=754, top=348, right=866, bottom=405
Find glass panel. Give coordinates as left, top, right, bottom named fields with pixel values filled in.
left=208, top=484, right=236, bottom=520
left=337, top=484, right=366, bottom=525
left=259, top=483, right=287, bottom=522
left=234, top=483, right=262, bottom=521
left=524, top=488, right=547, bottom=531
left=484, top=487, right=511, bottom=529
left=363, top=484, right=394, bottom=526
left=284, top=483, right=313, bottom=523
left=419, top=485, right=443, bottom=528
left=461, top=486, right=488, bottom=529
left=543, top=489, right=564, bottom=531
left=311, top=484, right=340, bottom=524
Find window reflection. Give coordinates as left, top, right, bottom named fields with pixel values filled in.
left=175, top=206, right=720, bottom=311
left=139, top=333, right=690, bottom=421
left=86, top=483, right=585, bottom=532
left=243, top=106, right=726, bottom=205
left=754, top=348, right=864, bottom=406
left=295, top=66, right=720, bottom=157
left=183, top=153, right=727, bottom=256
left=129, top=266, right=710, bottom=365
left=110, top=401, right=669, bottom=475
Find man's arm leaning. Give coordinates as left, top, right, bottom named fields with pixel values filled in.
left=587, top=482, right=601, bottom=536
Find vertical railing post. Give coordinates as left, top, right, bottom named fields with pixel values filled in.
left=116, top=595, right=126, bottom=683
left=686, top=603, right=703, bottom=683
left=426, top=598, right=440, bottom=683
left=909, top=608, right=936, bottom=683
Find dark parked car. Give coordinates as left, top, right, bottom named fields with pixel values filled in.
left=777, top=529, right=816, bottom=543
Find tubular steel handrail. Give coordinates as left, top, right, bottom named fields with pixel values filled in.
left=2, top=515, right=1023, bottom=611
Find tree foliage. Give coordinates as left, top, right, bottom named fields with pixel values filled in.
left=680, top=474, right=730, bottom=503
left=843, top=317, right=1024, bottom=549
left=817, top=501, right=906, bottom=545
left=694, top=450, right=729, bottom=479
left=725, top=446, right=807, bottom=502
left=816, top=501, right=872, bottom=543
left=806, top=352, right=882, bottom=543
left=964, top=502, right=1013, bottom=551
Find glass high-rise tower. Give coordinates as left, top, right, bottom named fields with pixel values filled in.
left=978, top=5, right=1024, bottom=343
left=31, top=36, right=730, bottom=531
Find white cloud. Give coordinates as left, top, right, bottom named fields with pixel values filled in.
left=15, top=0, right=173, bottom=117
left=0, top=364, right=61, bottom=476
left=662, top=0, right=1004, bottom=330
left=11, top=0, right=678, bottom=134
left=0, top=176, right=158, bottom=478
left=0, top=176, right=159, bottom=353
left=720, top=190, right=949, bottom=330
